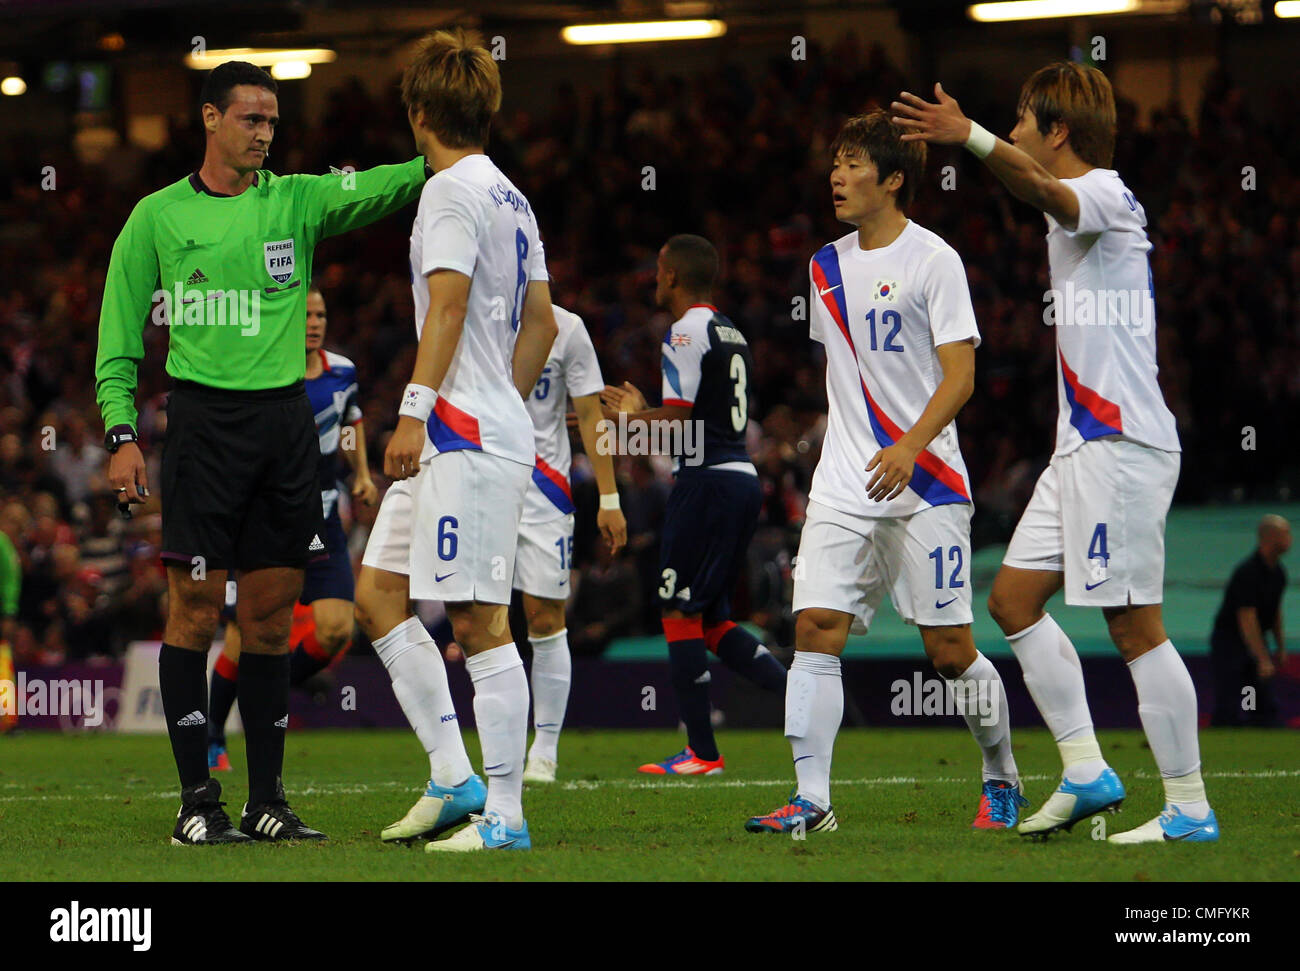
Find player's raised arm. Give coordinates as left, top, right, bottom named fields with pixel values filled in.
left=296, top=156, right=429, bottom=242
left=95, top=200, right=159, bottom=505
left=513, top=281, right=559, bottom=400
left=890, top=82, right=1081, bottom=231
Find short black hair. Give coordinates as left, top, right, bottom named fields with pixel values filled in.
left=200, top=60, right=277, bottom=113
left=663, top=234, right=719, bottom=294
left=830, top=110, right=926, bottom=210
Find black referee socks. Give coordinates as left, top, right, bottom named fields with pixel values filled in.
left=159, top=643, right=211, bottom=790
left=238, top=652, right=291, bottom=806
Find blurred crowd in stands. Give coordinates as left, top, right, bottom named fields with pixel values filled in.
left=2, top=36, right=1298, bottom=663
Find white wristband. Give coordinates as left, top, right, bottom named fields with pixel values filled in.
left=964, top=121, right=996, bottom=159
left=599, top=492, right=621, bottom=511
left=399, top=383, right=437, bottom=422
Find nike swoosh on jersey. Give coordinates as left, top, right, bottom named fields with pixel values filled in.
left=435, top=572, right=456, bottom=582
left=818, top=284, right=841, bottom=296
left=1084, top=577, right=1111, bottom=591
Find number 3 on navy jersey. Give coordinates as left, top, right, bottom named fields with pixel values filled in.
left=865, top=308, right=903, bottom=352
left=729, top=353, right=748, bottom=432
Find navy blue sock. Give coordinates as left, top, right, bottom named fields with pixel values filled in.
left=207, top=654, right=239, bottom=746
left=708, top=621, right=787, bottom=694
left=665, top=617, right=718, bottom=761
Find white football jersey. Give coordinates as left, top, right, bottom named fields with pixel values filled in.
left=409, top=153, right=549, bottom=466
left=808, top=221, right=980, bottom=519
left=1045, top=168, right=1179, bottom=456
left=521, top=305, right=605, bottom=524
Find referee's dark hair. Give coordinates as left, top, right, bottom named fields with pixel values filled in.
left=663, top=234, right=719, bottom=294
left=200, top=60, right=277, bottom=113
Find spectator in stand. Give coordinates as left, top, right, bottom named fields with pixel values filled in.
left=1210, top=515, right=1291, bottom=726
left=569, top=542, right=642, bottom=656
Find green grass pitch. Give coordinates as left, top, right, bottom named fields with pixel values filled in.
left=1, top=728, right=1296, bottom=881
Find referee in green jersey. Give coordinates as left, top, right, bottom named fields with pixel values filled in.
left=96, top=61, right=427, bottom=845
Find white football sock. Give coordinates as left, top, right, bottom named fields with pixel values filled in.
left=1006, top=613, right=1106, bottom=784
left=466, top=642, right=529, bottom=830
left=1128, top=640, right=1210, bottom=817
left=528, top=629, right=570, bottom=764
left=373, top=616, right=473, bottom=789
left=945, top=651, right=1018, bottom=783
left=786, top=651, right=842, bottom=811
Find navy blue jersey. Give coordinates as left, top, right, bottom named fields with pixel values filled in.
left=306, top=349, right=362, bottom=518
left=661, top=304, right=755, bottom=474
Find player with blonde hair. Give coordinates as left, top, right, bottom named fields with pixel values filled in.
left=357, top=28, right=557, bottom=852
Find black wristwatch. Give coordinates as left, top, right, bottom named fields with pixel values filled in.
left=104, top=424, right=138, bottom=453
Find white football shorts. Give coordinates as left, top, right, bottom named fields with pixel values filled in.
left=1002, top=437, right=1179, bottom=607
left=512, top=514, right=575, bottom=601
left=792, top=500, right=974, bottom=633
left=363, top=449, right=531, bottom=606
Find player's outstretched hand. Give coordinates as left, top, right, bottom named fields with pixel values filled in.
left=384, top=416, right=425, bottom=481
left=598, top=506, right=628, bottom=555
left=108, top=441, right=149, bottom=516
left=890, top=83, right=971, bottom=145
left=865, top=441, right=919, bottom=502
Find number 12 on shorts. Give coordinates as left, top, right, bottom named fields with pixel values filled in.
left=928, top=545, right=964, bottom=589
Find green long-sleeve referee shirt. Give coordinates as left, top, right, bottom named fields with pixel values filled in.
left=95, top=157, right=427, bottom=433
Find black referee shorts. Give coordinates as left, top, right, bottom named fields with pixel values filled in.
left=161, top=379, right=322, bottom=573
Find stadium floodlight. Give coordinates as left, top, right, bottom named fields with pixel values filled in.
left=183, top=48, right=337, bottom=70
left=1276, top=1, right=1300, bottom=17
left=270, top=60, right=312, bottom=80
left=560, top=19, right=727, bottom=45
left=968, top=0, right=1140, bottom=22
left=1, top=76, right=26, bottom=96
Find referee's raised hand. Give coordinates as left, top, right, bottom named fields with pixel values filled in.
left=108, top=440, right=149, bottom=507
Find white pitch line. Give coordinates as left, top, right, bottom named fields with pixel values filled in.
left=0, top=768, right=1294, bottom=803
left=559, top=768, right=1300, bottom=792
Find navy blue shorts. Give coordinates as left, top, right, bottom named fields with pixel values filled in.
left=301, top=510, right=354, bottom=605
left=657, top=468, right=762, bottom=623
left=220, top=510, right=353, bottom=620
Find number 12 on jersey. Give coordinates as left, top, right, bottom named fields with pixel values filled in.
left=865, top=308, right=903, bottom=352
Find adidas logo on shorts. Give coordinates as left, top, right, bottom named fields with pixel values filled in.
left=176, top=710, right=206, bottom=727
left=274, top=715, right=288, bottom=728
left=308, top=535, right=325, bottom=552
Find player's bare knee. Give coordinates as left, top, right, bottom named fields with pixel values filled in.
left=525, top=598, right=565, bottom=637
left=795, top=609, right=846, bottom=653
left=987, top=589, right=1030, bottom=635
left=928, top=636, right=973, bottom=679
left=240, top=618, right=292, bottom=654
left=448, top=611, right=483, bottom=653
left=315, top=619, right=353, bottom=655
left=169, top=609, right=221, bottom=647
left=353, top=590, right=399, bottom=641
